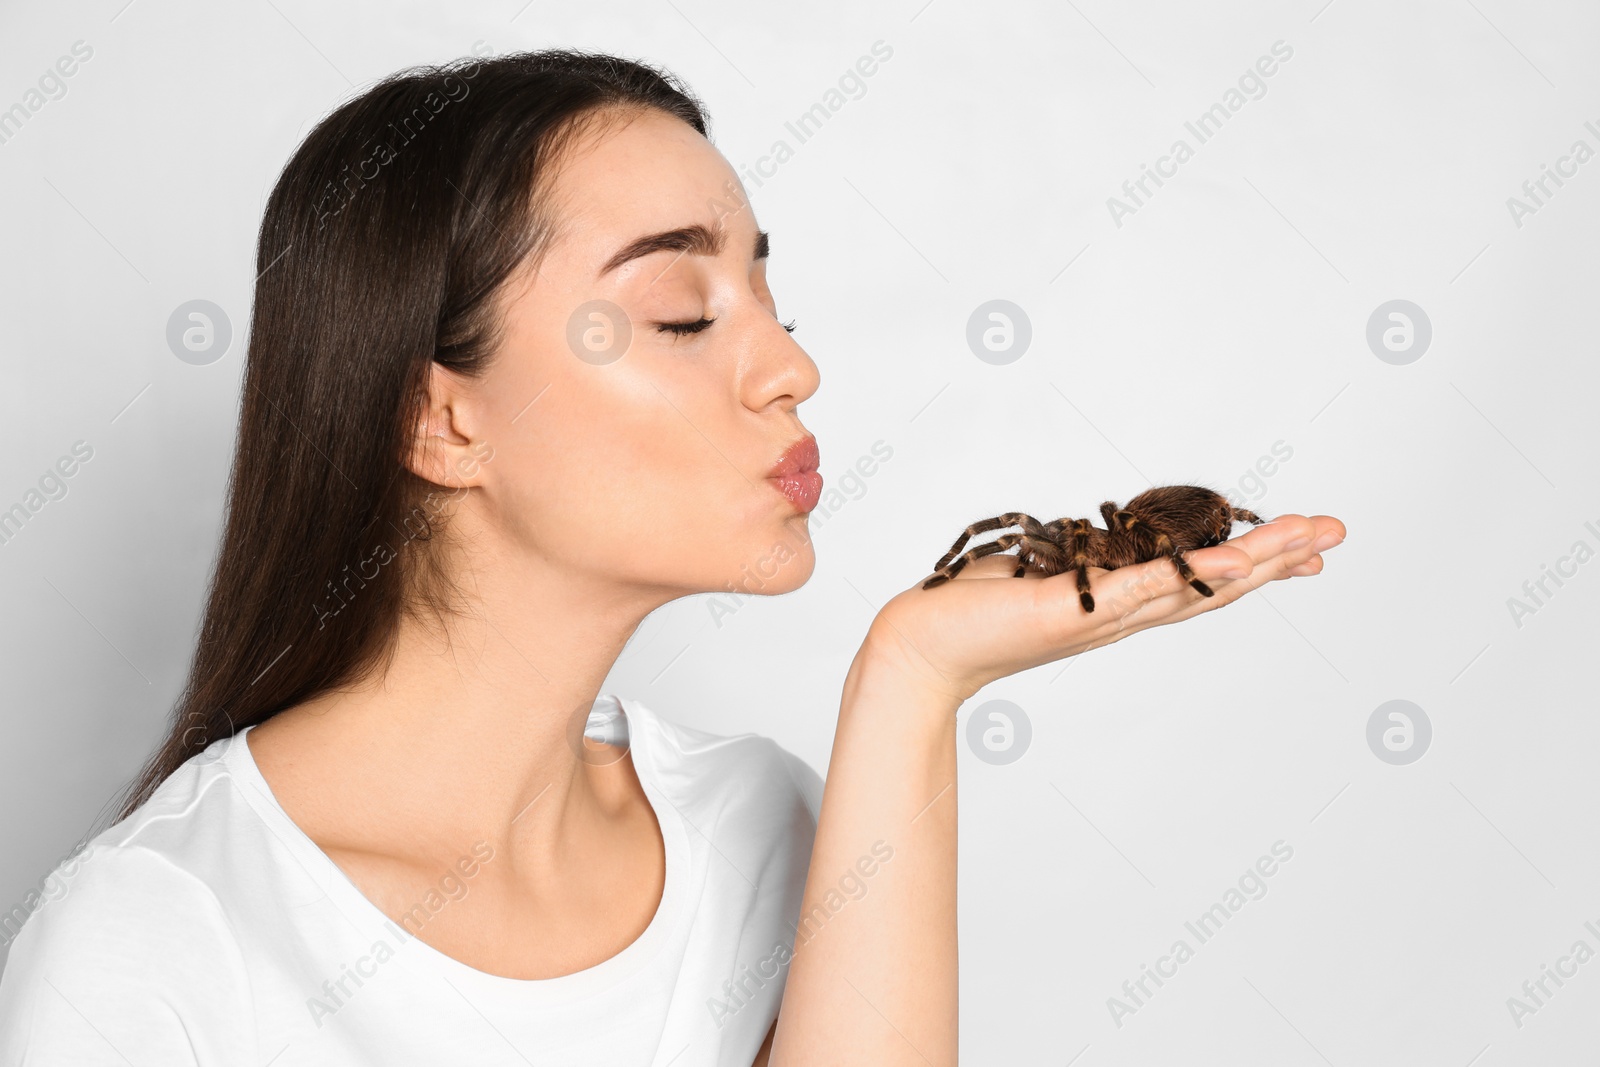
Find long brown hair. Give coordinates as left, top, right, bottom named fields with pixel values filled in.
left=115, top=49, right=708, bottom=820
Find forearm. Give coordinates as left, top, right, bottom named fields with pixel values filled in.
left=769, top=627, right=960, bottom=1066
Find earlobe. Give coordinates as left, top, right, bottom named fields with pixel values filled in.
left=404, top=363, right=487, bottom=488
left=404, top=419, right=447, bottom=486
left=406, top=407, right=482, bottom=488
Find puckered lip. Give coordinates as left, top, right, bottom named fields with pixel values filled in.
left=766, top=435, right=819, bottom=479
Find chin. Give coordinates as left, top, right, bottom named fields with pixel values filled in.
left=716, top=533, right=815, bottom=598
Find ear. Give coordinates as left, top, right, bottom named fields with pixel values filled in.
left=405, top=362, right=491, bottom=489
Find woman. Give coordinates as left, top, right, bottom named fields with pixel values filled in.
left=0, top=48, right=1342, bottom=1065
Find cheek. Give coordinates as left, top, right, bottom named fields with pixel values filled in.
left=495, top=380, right=773, bottom=571
left=480, top=324, right=812, bottom=588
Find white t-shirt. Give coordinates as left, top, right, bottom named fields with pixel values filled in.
left=0, top=695, right=823, bottom=1066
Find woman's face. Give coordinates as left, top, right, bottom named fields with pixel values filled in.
left=451, top=106, right=822, bottom=602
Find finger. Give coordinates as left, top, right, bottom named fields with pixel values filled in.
left=1287, top=552, right=1324, bottom=577
left=1192, top=543, right=1325, bottom=603
left=1115, top=538, right=1291, bottom=618
left=946, top=554, right=1033, bottom=580
left=1258, top=514, right=1343, bottom=557
left=1086, top=556, right=1187, bottom=610
left=1212, top=513, right=1320, bottom=567
left=1142, top=538, right=1333, bottom=625
left=1036, top=513, right=1344, bottom=627
left=1184, top=544, right=1255, bottom=581
left=1308, top=514, right=1347, bottom=551
left=1188, top=513, right=1342, bottom=586
left=1065, top=537, right=1275, bottom=622
left=1247, top=515, right=1343, bottom=580
left=1081, top=556, right=1207, bottom=629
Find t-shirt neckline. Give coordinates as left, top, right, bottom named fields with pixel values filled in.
left=222, top=693, right=689, bottom=1005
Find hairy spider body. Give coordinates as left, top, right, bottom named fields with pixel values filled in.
left=921, top=485, right=1268, bottom=611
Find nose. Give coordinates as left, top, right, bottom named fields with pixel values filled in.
left=742, top=310, right=820, bottom=414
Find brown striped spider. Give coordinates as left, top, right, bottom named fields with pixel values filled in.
left=922, top=485, right=1268, bottom=612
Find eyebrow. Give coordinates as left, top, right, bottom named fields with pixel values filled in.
left=599, top=224, right=770, bottom=276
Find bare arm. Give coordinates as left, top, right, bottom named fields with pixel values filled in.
left=768, top=632, right=961, bottom=1065
left=768, top=512, right=1344, bottom=1065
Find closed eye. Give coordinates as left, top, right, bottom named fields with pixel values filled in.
left=657, top=317, right=716, bottom=336
left=656, top=317, right=798, bottom=335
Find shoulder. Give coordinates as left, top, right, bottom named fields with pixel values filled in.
left=4, top=838, right=229, bottom=954
left=0, top=839, right=254, bottom=1060
left=624, top=697, right=824, bottom=830
left=0, top=735, right=260, bottom=1057
left=8, top=740, right=244, bottom=941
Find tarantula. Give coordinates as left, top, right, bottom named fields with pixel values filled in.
left=921, top=485, right=1269, bottom=612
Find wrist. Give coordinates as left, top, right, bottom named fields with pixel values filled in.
left=852, top=619, right=973, bottom=714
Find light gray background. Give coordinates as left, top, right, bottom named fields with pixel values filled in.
left=2, top=0, right=1596, bottom=1063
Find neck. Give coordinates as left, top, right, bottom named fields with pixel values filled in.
left=259, top=546, right=670, bottom=866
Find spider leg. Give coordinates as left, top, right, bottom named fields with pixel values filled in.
left=1018, top=535, right=1066, bottom=578
left=1008, top=515, right=1062, bottom=578
left=1070, top=518, right=1097, bottom=612
left=1012, top=536, right=1031, bottom=578
left=1230, top=506, right=1267, bottom=526
left=1151, top=531, right=1214, bottom=598
left=932, top=513, right=1047, bottom=573
left=1075, top=570, right=1094, bottom=612
left=1015, top=514, right=1054, bottom=537
left=922, top=533, right=1028, bottom=589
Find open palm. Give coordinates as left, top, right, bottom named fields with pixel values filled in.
left=867, top=512, right=1346, bottom=704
